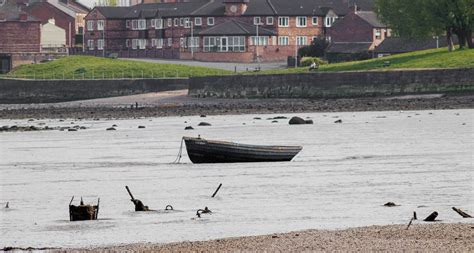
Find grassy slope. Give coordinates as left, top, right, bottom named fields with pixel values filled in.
left=5, top=56, right=232, bottom=79
left=256, top=47, right=474, bottom=75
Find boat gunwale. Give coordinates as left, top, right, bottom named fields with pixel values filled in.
left=183, top=137, right=303, bottom=151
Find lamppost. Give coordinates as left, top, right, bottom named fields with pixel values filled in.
left=190, top=20, right=194, bottom=59
left=255, top=22, right=260, bottom=70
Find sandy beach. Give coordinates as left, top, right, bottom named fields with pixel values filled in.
left=56, top=223, right=473, bottom=252
left=0, top=90, right=473, bottom=119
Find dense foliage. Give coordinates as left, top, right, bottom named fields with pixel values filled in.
left=375, top=0, right=473, bottom=50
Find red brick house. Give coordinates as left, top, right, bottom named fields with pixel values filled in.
left=24, top=1, right=77, bottom=46
left=326, top=8, right=389, bottom=62
left=84, top=0, right=375, bottom=62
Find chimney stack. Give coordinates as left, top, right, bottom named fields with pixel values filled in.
left=19, top=12, right=28, bottom=21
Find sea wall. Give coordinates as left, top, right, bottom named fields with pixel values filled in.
left=189, top=68, right=474, bottom=98
left=0, top=78, right=188, bottom=104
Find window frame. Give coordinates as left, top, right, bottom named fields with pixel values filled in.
left=207, top=17, right=214, bottom=26
left=296, top=16, right=307, bottom=27
left=86, top=20, right=94, bottom=31
left=312, top=16, right=318, bottom=25
left=97, top=39, right=104, bottom=50
left=253, top=17, right=262, bottom=25
left=278, top=16, right=289, bottom=27
left=194, top=17, right=202, bottom=26
left=278, top=36, right=289, bottom=45
left=266, top=16, right=274, bottom=25
left=97, top=20, right=105, bottom=30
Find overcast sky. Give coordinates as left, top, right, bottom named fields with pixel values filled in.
left=78, top=0, right=97, bottom=8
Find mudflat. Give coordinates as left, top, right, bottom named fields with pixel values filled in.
left=0, top=90, right=473, bottom=119
left=60, top=223, right=473, bottom=252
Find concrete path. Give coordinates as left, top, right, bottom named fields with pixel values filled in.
left=122, top=58, right=287, bottom=72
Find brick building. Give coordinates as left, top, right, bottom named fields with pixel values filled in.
left=326, top=8, right=389, bottom=62
left=84, top=0, right=375, bottom=63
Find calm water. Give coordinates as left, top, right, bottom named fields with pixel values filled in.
left=0, top=109, right=472, bottom=248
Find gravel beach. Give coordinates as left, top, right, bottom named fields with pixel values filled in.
left=58, top=223, right=473, bottom=252
left=0, top=90, right=473, bottom=119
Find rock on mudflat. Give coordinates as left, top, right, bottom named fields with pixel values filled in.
left=198, top=122, right=212, bottom=126
left=334, top=119, right=343, bottom=123
left=289, top=116, right=306, bottom=125
left=138, top=126, right=146, bottom=129
left=185, top=126, right=194, bottom=130
left=106, top=127, right=116, bottom=131
left=305, top=119, right=314, bottom=124
left=68, top=128, right=78, bottom=132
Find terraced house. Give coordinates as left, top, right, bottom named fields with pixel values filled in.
left=84, top=0, right=374, bottom=62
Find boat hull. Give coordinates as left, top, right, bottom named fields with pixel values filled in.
left=183, top=137, right=302, bottom=164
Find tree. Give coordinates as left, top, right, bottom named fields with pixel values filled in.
left=375, top=0, right=473, bottom=50
left=298, top=36, right=330, bottom=57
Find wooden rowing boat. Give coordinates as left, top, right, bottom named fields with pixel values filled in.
left=183, top=136, right=302, bottom=164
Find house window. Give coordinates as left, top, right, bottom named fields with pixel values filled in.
left=325, top=16, right=337, bottom=27
left=278, top=16, right=289, bottom=27
left=131, top=20, right=137, bottom=30
left=155, top=19, right=163, bottom=29
left=97, top=20, right=104, bottom=30
left=180, top=18, right=184, bottom=26
left=296, top=36, right=307, bottom=45
left=266, top=17, right=273, bottom=25
left=207, top=17, right=214, bottom=26
left=296, top=16, right=307, bottom=27
left=87, top=39, right=94, bottom=50
left=204, top=37, right=216, bottom=52
left=195, top=17, right=202, bottom=26
left=230, top=36, right=245, bottom=52
left=203, top=36, right=245, bottom=52
left=126, top=20, right=130, bottom=28
left=132, top=39, right=137, bottom=49
left=253, top=17, right=261, bottom=25
left=151, top=19, right=156, bottom=28
left=251, top=36, right=269, bottom=46
left=137, top=19, right=146, bottom=30
left=167, top=18, right=172, bottom=27
left=375, top=29, right=382, bottom=39
left=184, top=18, right=190, bottom=28
left=312, top=16, right=318, bottom=25
left=97, top=39, right=104, bottom=50
left=125, top=39, right=130, bottom=48
left=174, top=18, right=179, bottom=27
left=278, top=36, right=289, bottom=45
left=188, top=37, right=199, bottom=48
left=168, top=38, right=172, bottom=47
left=86, top=20, right=94, bottom=31
left=156, top=38, right=163, bottom=48
left=138, top=39, right=146, bottom=49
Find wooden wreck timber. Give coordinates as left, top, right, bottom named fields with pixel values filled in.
left=183, top=137, right=302, bottom=164
left=69, top=196, right=99, bottom=221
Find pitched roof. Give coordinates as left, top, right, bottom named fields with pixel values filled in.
left=374, top=36, right=459, bottom=53
left=196, top=19, right=276, bottom=36
left=94, top=6, right=131, bottom=18
left=0, top=1, right=40, bottom=21
left=326, top=42, right=372, bottom=53
left=356, top=11, right=385, bottom=27
left=92, top=0, right=375, bottom=19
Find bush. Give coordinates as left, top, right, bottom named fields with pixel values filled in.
left=298, top=36, right=330, bottom=57
left=300, top=57, right=328, bottom=67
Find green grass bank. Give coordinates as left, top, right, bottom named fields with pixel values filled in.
left=256, top=47, right=474, bottom=75
left=3, top=56, right=232, bottom=80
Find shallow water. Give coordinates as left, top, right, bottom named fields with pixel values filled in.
left=0, top=109, right=472, bottom=248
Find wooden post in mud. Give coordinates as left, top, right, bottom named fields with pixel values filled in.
left=125, top=186, right=149, bottom=211
left=423, top=211, right=438, bottom=222
left=452, top=207, right=472, bottom=218
left=125, top=186, right=135, bottom=201
left=212, top=183, right=222, bottom=198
